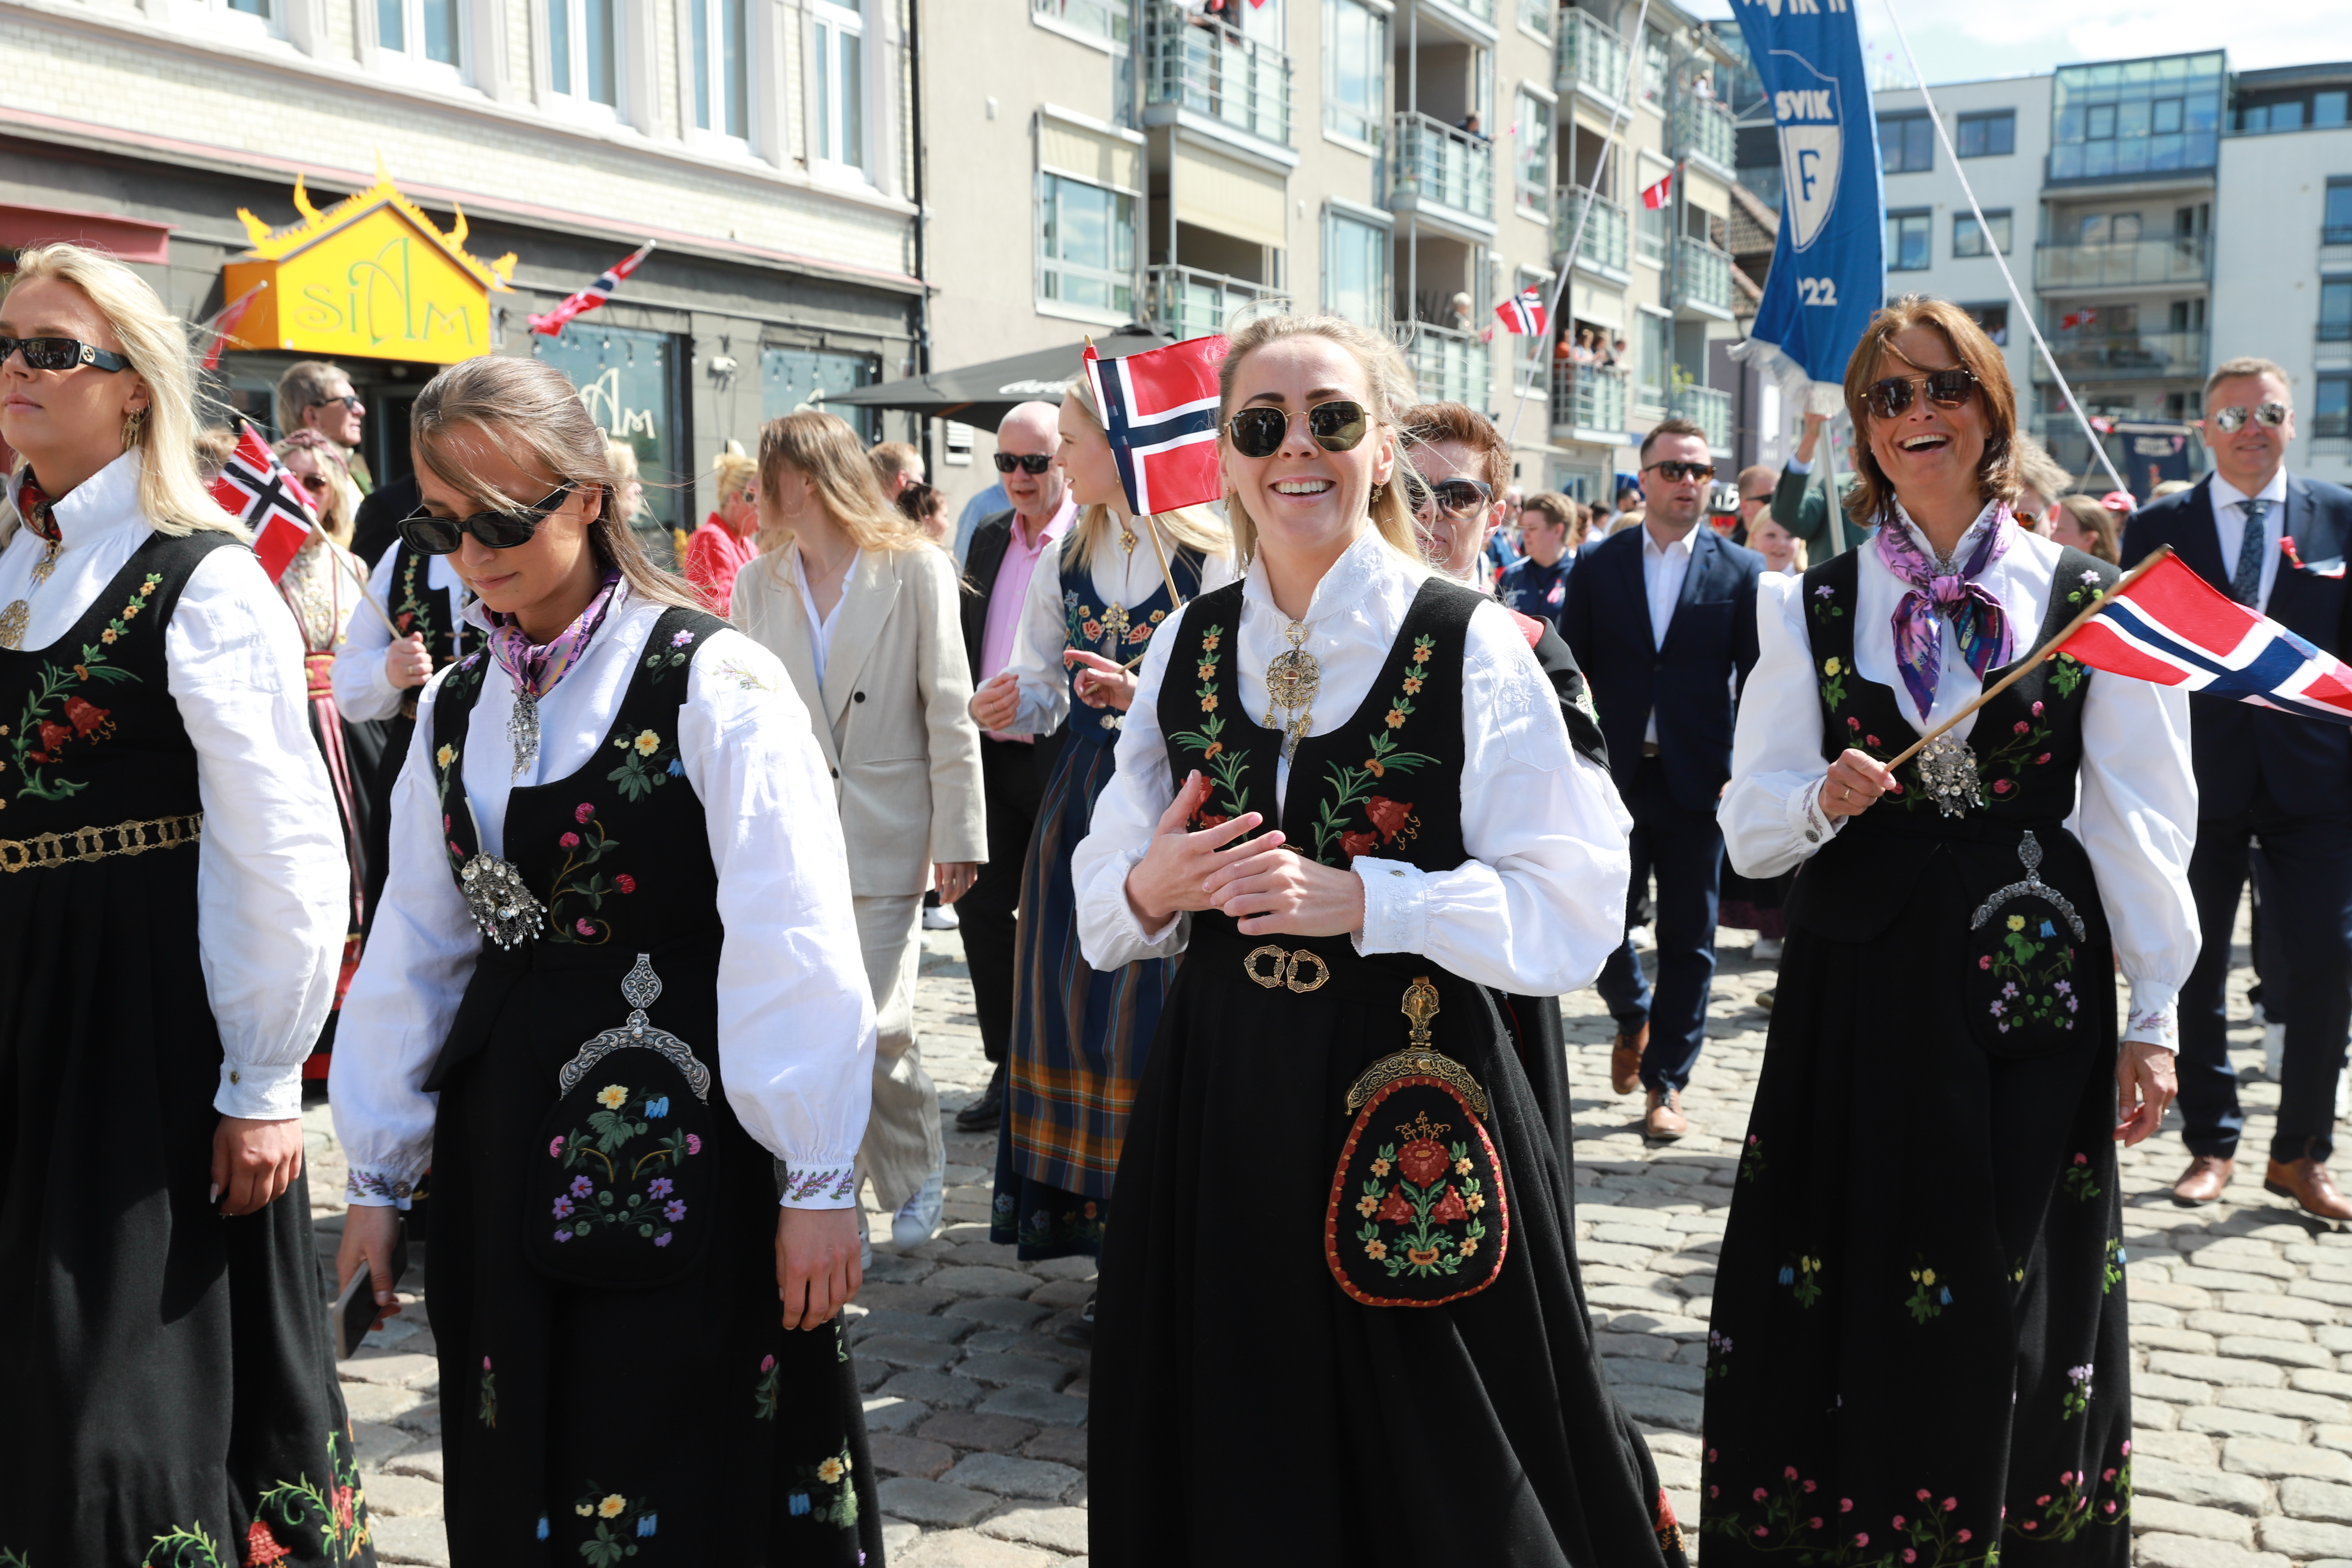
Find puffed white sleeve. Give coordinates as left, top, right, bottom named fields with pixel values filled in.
left=1719, top=572, right=1844, bottom=877
left=2076, top=663, right=2199, bottom=1049
left=681, top=630, right=877, bottom=1209
left=329, top=668, right=479, bottom=1205
left=1353, top=602, right=1632, bottom=994
left=167, top=547, right=350, bottom=1123
left=330, top=545, right=406, bottom=723
left=1006, top=541, right=1074, bottom=738
left=1072, top=597, right=1192, bottom=969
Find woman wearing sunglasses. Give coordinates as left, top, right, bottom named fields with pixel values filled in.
left=1072, top=316, right=1683, bottom=1565
left=0, top=245, right=367, bottom=1560
left=328, top=355, right=885, bottom=1560
left=1708, top=297, right=2196, bottom=1562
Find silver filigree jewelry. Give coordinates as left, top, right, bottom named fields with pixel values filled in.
left=1969, top=831, right=2086, bottom=940
left=1262, top=620, right=1321, bottom=761
left=1914, top=730, right=1983, bottom=819
left=507, top=688, right=541, bottom=779
left=556, top=954, right=712, bottom=1102
left=458, top=853, right=547, bottom=948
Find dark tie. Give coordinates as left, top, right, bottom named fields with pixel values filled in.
left=2231, top=498, right=2271, bottom=606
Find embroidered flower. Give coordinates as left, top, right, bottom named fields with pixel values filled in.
left=1363, top=1237, right=1387, bottom=1260
left=1824, top=656, right=1843, bottom=676
left=817, top=1457, right=847, bottom=1484
left=1384, top=707, right=1408, bottom=728
left=634, top=729, right=661, bottom=755
left=554, top=1229, right=573, bottom=1242
left=686, top=1134, right=703, bottom=1155
left=1365, top=796, right=1415, bottom=843
left=560, top=832, right=580, bottom=848
left=1396, top=1138, right=1450, bottom=1187
left=663, top=1200, right=687, bottom=1222
left=436, top=744, right=456, bottom=769
left=1201, top=693, right=1219, bottom=712
left=616, top=873, right=637, bottom=893
left=2036, top=752, right=2052, bottom=764
left=654, top=1231, right=673, bottom=1246
left=599, top=1494, right=628, bottom=1519
left=1429, top=1186, right=1469, bottom=1225
left=2014, top=720, right=2030, bottom=735
left=576, top=918, right=596, bottom=936
left=761, top=1354, right=777, bottom=1373
left=2007, top=915, right=2026, bottom=932
left=1992, top=778, right=2013, bottom=793
left=597, top=1084, right=628, bottom=1109
left=549, top=1136, right=565, bottom=1156
left=649, top=1176, right=674, bottom=1197
left=576, top=802, right=595, bottom=823
left=1369, top=1156, right=1391, bottom=1178
left=645, top=1096, right=669, bottom=1119
left=1357, top=1194, right=1380, bottom=1217
left=1458, top=1236, right=1478, bottom=1257
left=1815, top=585, right=1833, bottom=597
left=1402, top=674, right=1424, bottom=695
left=553, top=1194, right=575, bottom=1219
left=570, top=1175, right=596, bottom=1197
left=672, top=629, right=696, bottom=647
left=1339, top=830, right=1379, bottom=860
left=1376, top=1187, right=1415, bottom=1224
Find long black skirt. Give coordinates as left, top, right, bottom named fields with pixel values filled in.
left=1089, top=919, right=1685, bottom=1566
left=1699, top=854, right=2133, bottom=1566
left=0, top=847, right=374, bottom=1566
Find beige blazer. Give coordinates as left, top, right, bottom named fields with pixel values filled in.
left=731, top=541, right=987, bottom=896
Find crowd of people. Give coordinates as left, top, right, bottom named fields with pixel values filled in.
left=4, top=236, right=2350, bottom=1567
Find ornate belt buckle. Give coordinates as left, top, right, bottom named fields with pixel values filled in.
left=1285, top=950, right=1329, bottom=992
left=459, top=853, right=547, bottom=949
left=1244, top=944, right=1289, bottom=989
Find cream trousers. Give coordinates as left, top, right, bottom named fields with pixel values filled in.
left=853, top=893, right=943, bottom=1214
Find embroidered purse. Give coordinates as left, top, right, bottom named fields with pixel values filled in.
left=1965, top=831, right=2093, bottom=1060
left=1322, top=977, right=1510, bottom=1308
left=524, top=955, right=721, bottom=1289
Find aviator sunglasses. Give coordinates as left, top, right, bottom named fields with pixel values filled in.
left=397, top=484, right=576, bottom=555
left=0, top=335, right=132, bottom=373
left=1226, top=400, right=1369, bottom=459
left=1865, top=367, right=1980, bottom=421
left=2209, top=402, right=2289, bottom=434
left=1407, top=476, right=1496, bottom=516
left=1642, top=459, right=1717, bottom=483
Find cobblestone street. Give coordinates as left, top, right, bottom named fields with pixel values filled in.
left=306, top=906, right=2352, bottom=1568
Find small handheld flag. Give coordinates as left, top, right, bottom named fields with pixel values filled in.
left=210, top=423, right=318, bottom=582
left=1494, top=289, right=1548, bottom=337
left=200, top=283, right=268, bottom=372
left=1640, top=168, right=1676, bottom=210
left=529, top=240, right=657, bottom=337
left=1082, top=336, right=1228, bottom=518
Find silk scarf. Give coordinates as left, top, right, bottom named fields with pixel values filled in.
left=486, top=570, right=623, bottom=776
left=1876, top=507, right=2014, bottom=721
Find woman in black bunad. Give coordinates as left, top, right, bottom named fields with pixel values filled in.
left=330, top=355, right=884, bottom=1563
left=0, top=244, right=371, bottom=1564
left=1706, top=297, right=2196, bottom=1566
left=1071, top=314, right=1686, bottom=1566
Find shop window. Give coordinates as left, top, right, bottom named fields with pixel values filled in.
left=1323, top=0, right=1387, bottom=148
left=1322, top=205, right=1389, bottom=328
left=813, top=0, right=868, bottom=178
left=690, top=0, right=751, bottom=142
left=549, top=0, right=623, bottom=112
left=1879, top=112, right=1934, bottom=174
left=531, top=324, right=684, bottom=537
left=1515, top=90, right=1553, bottom=219
left=763, top=346, right=879, bottom=443
left=1955, top=110, right=2014, bottom=158
left=1886, top=209, right=1931, bottom=271
left=1953, top=208, right=2012, bottom=257
left=1038, top=171, right=1136, bottom=320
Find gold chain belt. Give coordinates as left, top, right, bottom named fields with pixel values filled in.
left=0, top=813, right=204, bottom=873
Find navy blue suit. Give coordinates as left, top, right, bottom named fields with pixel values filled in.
left=1563, top=524, right=1763, bottom=1092
left=2125, top=472, right=2352, bottom=1166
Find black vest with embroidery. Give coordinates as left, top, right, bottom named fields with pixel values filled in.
left=391, top=544, right=475, bottom=669
left=1060, top=542, right=1206, bottom=750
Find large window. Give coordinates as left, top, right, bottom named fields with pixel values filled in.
left=690, top=0, right=750, bottom=141
left=2049, top=52, right=2222, bottom=182
left=549, top=0, right=621, bottom=110
left=1963, top=302, right=2010, bottom=346
left=1322, top=207, right=1389, bottom=328
left=1955, top=110, right=2015, bottom=158
left=2323, top=277, right=2352, bottom=344
left=380, top=0, right=461, bottom=67
left=1879, top=112, right=1934, bottom=174
left=813, top=0, right=867, bottom=175
left=1953, top=208, right=2012, bottom=257
left=2078, top=211, right=2142, bottom=244
left=1039, top=172, right=1136, bottom=318
left=1323, top=0, right=1387, bottom=147
left=2328, top=178, right=2352, bottom=245
left=1637, top=311, right=1671, bottom=410
left=1032, top=0, right=1128, bottom=48
left=531, top=324, right=684, bottom=541
left=1515, top=90, right=1553, bottom=217
left=1886, top=209, right=1931, bottom=271
left=2317, top=373, right=2349, bottom=447
left=764, top=346, right=879, bottom=442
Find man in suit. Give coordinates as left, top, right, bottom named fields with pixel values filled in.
left=1770, top=410, right=1861, bottom=558
left=1564, top=416, right=1764, bottom=1139
left=2124, top=356, right=2352, bottom=1220
left=953, top=401, right=1075, bottom=1132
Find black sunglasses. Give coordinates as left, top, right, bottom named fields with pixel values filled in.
left=310, top=392, right=364, bottom=413
left=992, top=452, right=1054, bottom=475
left=1411, top=477, right=1496, bottom=517
left=0, top=335, right=132, bottom=373
left=1643, top=459, right=1717, bottom=482
left=2210, top=402, right=2289, bottom=433
left=1866, top=368, right=1979, bottom=421
left=397, top=484, right=575, bottom=555
left=1226, top=400, right=1369, bottom=460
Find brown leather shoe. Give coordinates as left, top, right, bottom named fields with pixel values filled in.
left=2171, top=1154, right=2234, bottom=1207
left=1610, top=1023, right=1649, bottom=1096
left=1645, top=1086, right=1689, bottom=1141
left=2265, top=1157, right=2352, bottom=1222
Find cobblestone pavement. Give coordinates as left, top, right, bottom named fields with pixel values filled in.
left=308, top=905, right=2352, bottom=1567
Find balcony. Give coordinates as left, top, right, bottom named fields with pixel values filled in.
left=1143, top=5, right=1292, bottom=150
left=1554, top=188, right=1629, bottom=275
left=1387, top=111, right=1495, bottom=228
left=1671, top=383, right=1733, bottom=451
left=1673, top=99, right=1736, bottom=173
left=1432, top=0, right=1495, bottom=23
left=2034, top=234, right=2211, bottom=292
left=1551, top=361, right=1629, bottom=440
left=1519, top=0, right=1552, bottom=36
left=2034, top=329, right=2209, bottom=383
left=1406, top=322, right=1492, bottom=409
left=1145, top=265, right=1285, bottom=338
left=1556, top=8, right=1629, bottom=105
left=1672, top=235, right=1734, bottom=317
left=1031, top=0, right=1129, bottom=47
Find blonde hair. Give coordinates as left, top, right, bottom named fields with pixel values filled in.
left=1059, top=377, right=1230, bottom=571
left=3, top=243, right=242, bottom=544
left=868, top=440, right=923, bottom=490
left=605, top=438, right=645, bottom=524
left=712, top=441, right=758, bottom=508
left=753, top=410, right=925, bottom=557
left=409, top=356, right=700, bottom=614
left=1214, top=314, right=1422, bottom=568
left=273, top=429, right=354, bottom=547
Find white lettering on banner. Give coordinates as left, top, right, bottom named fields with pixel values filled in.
left=1770, top=52, right=1845, bottom=252
left=1796, top=277, right=1841, bottom=306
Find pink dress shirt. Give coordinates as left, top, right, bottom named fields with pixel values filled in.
left=978, top=495, right=1075, bottom=742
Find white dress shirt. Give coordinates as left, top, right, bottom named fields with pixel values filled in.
left=1639, top=523, right=1698, bottom=744
left=2208, top=467, right=2290, bottom=613
left=787, top=543, right=861, bottom=688
left=0, top=454, right=346, bottom=1120
left=331, top=543, right=470, bottom=722
left=1718, top=505, right=2200, bottom=1047
left=330, top=588, right=879, bottom=1209
left=1070, top=528, right=1634, bottom=995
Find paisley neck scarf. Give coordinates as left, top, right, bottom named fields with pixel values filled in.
left=486, top=571, right=623, bottom=776
left=1876, top=505, right=2014, bottom=721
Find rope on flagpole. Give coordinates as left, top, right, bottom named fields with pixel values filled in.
left=1877, top=0, right=2132, bottom=499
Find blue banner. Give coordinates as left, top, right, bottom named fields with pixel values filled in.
left=1730, top=0, right=1884, bottom=408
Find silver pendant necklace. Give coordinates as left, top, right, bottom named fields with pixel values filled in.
left=507, top=687, right=541, bottom=779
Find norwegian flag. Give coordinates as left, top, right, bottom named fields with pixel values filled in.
left=528, top=239, right=656, bottom=337
left=2054, top=547, right=2352, bottom=725
left=1083, top=336, right=1228, bottom=516
left=210, top=423, right=317, bottom=582
left=1495, top=289, right=1548, bottom=337
left=1640, top=167, right=1676, bottom=210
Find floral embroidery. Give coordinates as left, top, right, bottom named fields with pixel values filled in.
left=548, top=1086, right=698, bottom=1246
left=787, top=1449, right=859, bottom=1529
left=1704, top=1470, right=1995, bottom=1566
left=571, top=1487, right=658, bottom=1563
left=140, top=1426, right=374, bottom=1566
left=2103, top=1237, right=2125, bottom=1295
left=753, top=1352, right=782, bottom=1420
left=1982, top=910, right=2078, bottom=1036
left=714, top=657, right=775, bottom=692
left=543, top=813, right=628, bottom=945
left=606, top=724, right=680, bottom=802
left=1350, top=1112, right=1490, bottom=1279
left=1309, top=635, right=1443, bottom=864
left=1905, top=1260, right=1951, bottom=1323
left=643, top=629, right=697, bottom=671
left=394, top=550, right=449, bottom=661
left=345, top=1170, right=413, bottom=1203
left=1779, top=1254, right=1825, bottom=1308
left=1740, top=1133, right=1766, bottom=1184
left=2063, top=1151, right=2101, bottom=1201
left=2009, top=1451, right=2130, bottom=1544
left=478, top=1357, right=497, bottom=1428
left=2060, top=1363, right=2093, bottom=1419
left=782, top=1165, right=856, bottom=1205
left=7, top=573, right=155, bottom=801
left=1167, top=623, right=1251, bottom=828
left=1706, top=1327, right=1733, bottom=1382
left=1819, top=654, right=1849, bottom=710
left=2047, top=650, right=2089, bottom=698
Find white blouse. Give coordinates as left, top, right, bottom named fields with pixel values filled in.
left=787, top=542, right=860, bottom=688
left=330, top=543, right=470, bottom=723
left=1070, top=527, right=1634, bottom=995
left=329, top=589, right=878, bottom=1210
left=1719, top=506, right=2199, bottom=1047
left=1002, top=519, right=1242, bottom=739
left=0, top=454, right=346, bottom=1120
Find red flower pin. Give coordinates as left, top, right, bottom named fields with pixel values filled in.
left=2283, top=534, right=2307, bottom=571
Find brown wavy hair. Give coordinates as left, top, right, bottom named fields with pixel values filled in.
left=1841, top=295, right=2019, bottom=528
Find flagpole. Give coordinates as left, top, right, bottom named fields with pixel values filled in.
left=1882, top=545, right=2174, bottom=770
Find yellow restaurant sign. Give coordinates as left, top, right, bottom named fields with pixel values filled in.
left=224, top=163, right=518, bottom=364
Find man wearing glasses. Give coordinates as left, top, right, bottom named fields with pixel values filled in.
left=274, top=360, right=368, bottom=492
left=1563, top=418, right=1763, bottom=1140
left=2126, top=356, right=2352, bottom=1220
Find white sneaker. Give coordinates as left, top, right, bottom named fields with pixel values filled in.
left=857, top=1204, right=872, bottom=1272
left=1628, top=924, right=1656, bottom=952
left=2265, top=1023, right=2286, bottom=1081
left=1751, top=936, right=1784, bottom=963
left=891, top=1161, right=945, bottom=1250
left=922, top=905, right=959, bottom=931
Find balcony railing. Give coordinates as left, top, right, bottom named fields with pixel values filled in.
left=1672, top=236, right=1733, bottom=315
left=1519, top=0, right=1553, bottom=36
left=1032, top=0, right=1129, bottom=47
left=2035, top=329, right=2209, bottom=383
left=1673, top=99, right=1736, bottom=170
left=1388, top=112, right=1495, bottom=223
left=1144, top=5, right=1292, bottom=149
left=1435, top=0, right=1495, bottom=21
left=1145, top=265, right=1285, bottom=338
left=2034, top=234, right=2211, bottom=291
left=1406, top=322, right=1492, bottom=408
left=2319, top=317, right=2352, bottom=344
left=1551, top=361, right=1628, bottom=436
left=1671, top=383, right=1733, bottom=450
left=1556, top=7, right=1628, bottom=103
left=1555, top=188, right=1629, bottom=274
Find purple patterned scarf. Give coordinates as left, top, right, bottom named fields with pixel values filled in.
left=1876, top=507, right=2014, bottom=721
left=487, top=570, right=624, bottom=699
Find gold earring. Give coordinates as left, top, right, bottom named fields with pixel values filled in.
left=121, top=407, right=147, bottom=449
left=1369, top=482, right=1385, bottom=505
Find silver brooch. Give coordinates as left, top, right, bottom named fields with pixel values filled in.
left=458, top=853, right=547, bottom=948
left=507, top=688, right=541, bottom=779
left=1969, top=831, right=2087, bottom=939
left=1914, top=731, right=1984, bottom=819
left=555, top=954, right=712, bottom=1102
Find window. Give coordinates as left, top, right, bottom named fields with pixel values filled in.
left=2078, top=211, right=2142, bottom=245
left=1963, top=302, right=2009, bottom=346
left=1323, top=0, right=1386, bottom=147
left=1637, top=312, right=1671, bottom=410
left=1637, top=191, right=1669, bottom=266
left=2316, top=373, right=2349, bottom=445
left=764, top=346, right=879, bottom=442
left=530, top=325, right=684, bottom=538
left=2049, top=52, right=2222, bottom=182
left=1514, top=91, right=1553, bottom=217
left=549, top=0, right=621, bottom=109
left=2328, top=179, right=2352, bottom=245
left=1954, top=110, right=2014, bottom=158
left=380, top=0, right=461, bottom=66
left=1880, top=112, right=1934, bottom=173
left=1642, top=29, right=1669, bottom=105
left=1322, top=207, right=1389, bottom=328
left=813, top=1, right=866, bottom=174
left=1886, top=209, right=1931, bottom=271
left=690, top=0, right=750, bottom=140
left=2169, top=296, right=2205, bottom=334
left=2323, top=278, right=2352, bottom=343
left=2321, top=92, right=2350, bottom=129
left=1032, top=0, right=1128, bottom=48
left=1038, top=172, right=1136, bottom=318
left=1952, top=208, right=2012, bottom=257
left=2153, top=97, right=2183, bottom=134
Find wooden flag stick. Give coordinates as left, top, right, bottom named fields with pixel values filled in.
left=1884, top=544, right=2175, bottom=769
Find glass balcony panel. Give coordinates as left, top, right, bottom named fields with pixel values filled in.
left=1519, top=0, right=1552, bottom=36
left=1389, top=111, right=1495, bottom=222
left=1670, top=383, right=1732, bottom=449
left=1406, top=323, right=1493, bottom=408
left=1673, top=99, right=1735, bottom=169
left=2036, top=328, right=2209, bottom=383
left=1555, top=188, right=1629, bottom=273
left=1032, top=0, right=1130, bottom=47
left=1551, top=361, right=1629, bottom=435
left=1144, top=265, right=1286, bottom=338
left=1143, top=4, right=1293, bottom=148
left=1673, top=235, right=1732, bottom=314
left=2033, top=234, right=2211, bottom=290
left=1556, top=8, right=1628, bottom=103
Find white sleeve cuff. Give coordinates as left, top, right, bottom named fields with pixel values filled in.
left=1788, top=778, right=1843, bottom=850
left=214, top=1059, right=307, bottom=1121
left=2125, top=983, right=2180, bottom=1050
left=1353, top=858, right=1427, bottom=956
left=346, top=1170, right=417, bottom=1210
left=779, top=1162, right=859, bottom=1211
